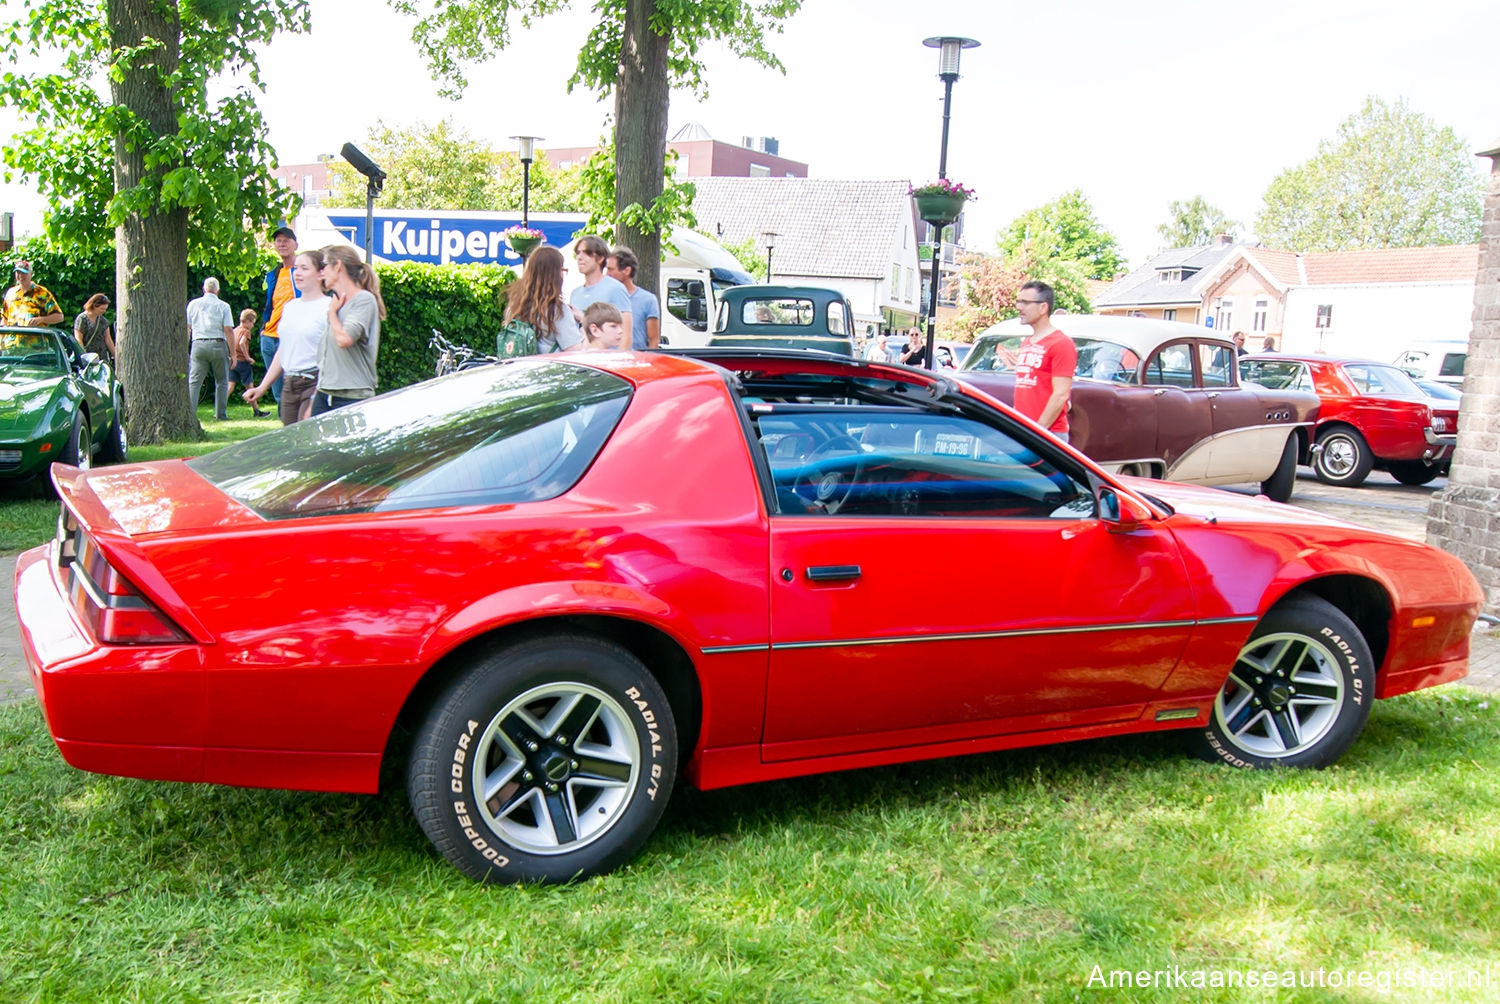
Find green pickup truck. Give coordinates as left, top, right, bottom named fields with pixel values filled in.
left=707, top=285, right=857, bottom=356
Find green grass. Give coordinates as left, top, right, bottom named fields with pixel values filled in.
left=1, top=688, right=1496, bottom=1001
left=1, top=402, right=271, bottom=553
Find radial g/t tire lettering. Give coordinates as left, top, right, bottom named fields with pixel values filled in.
left=1187, top=595, right=1375, bottom=770
left=408, top=634, right=677, bottom=883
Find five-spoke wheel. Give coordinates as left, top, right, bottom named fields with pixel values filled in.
left=1190, top=596, right=1374, bottom=769
left=409, top=635, right=676, bottom=883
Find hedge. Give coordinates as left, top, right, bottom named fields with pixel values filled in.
left=1, top=240, right=514, bottom=392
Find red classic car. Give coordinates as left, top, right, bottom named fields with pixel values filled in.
left=14, top=349, right=1482, bottom=884
left=957, top=316, right=1319, bottom=502
left=1239, top=353, right=1458, bottom=487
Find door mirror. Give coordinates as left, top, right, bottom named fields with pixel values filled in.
left=1090, top=474, right=1150, bottom=532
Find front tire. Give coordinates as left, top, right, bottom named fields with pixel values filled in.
left=98, top=396, right=128, bottom=464
left=60, top=412, right=91, bottom=470
left=1312, top=426, right=1372, bottom=487
left=1187, top=596, right=1374, bottom=769
left=1259, top=433, right=1298, bottom=503
left=408, top=635, right=677, bottom=883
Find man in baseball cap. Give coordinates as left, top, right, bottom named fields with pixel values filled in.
left=2, top=260, right=64, bottom=327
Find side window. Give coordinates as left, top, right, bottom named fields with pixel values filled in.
left=826, top=302, right=847, bottom=336
left=1143, top=343, right=1195, bottom=388
left=667, top=278, right=708, bottom=332
left=1240, top=360, right=1308, bottom=391
left=1199, top=343, right=1235, bottom=388
left=756, top=409, right=1090, bottom=519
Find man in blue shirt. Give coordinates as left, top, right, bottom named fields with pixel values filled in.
left=606, top=246, right=661, bottom=350
left=569, top=235, right=633, bottom=347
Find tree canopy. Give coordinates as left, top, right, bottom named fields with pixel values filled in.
left=386, top=0, right=802, bottom=293
left=946, top=251, right=1092, bottom=340
left=997, top=189, right=1125, bottom=281
left=324, top=118, right=584, bottom=212
left=0, top=0, right=309, bottom=443
left=1157, top=196, right=1238, bottom=249
left=1255, top=97, right=1483, bottom=251
left=0, top=0, right=307, bottom=281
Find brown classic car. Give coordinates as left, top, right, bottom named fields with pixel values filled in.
left=955, top=315, right=1320, bottom=502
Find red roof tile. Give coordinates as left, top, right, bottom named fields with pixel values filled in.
left=1300, top=245, right=1478, bottom=285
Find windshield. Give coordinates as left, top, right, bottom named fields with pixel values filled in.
left=1342, top=363, right=1426, bottom=398
left=0, top=331, right=65, bottom=373
left=962, top=334, right=1138, bottom=382
left=190, top=361, right=631, bottom=518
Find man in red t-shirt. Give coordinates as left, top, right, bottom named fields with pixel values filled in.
left=1011, top=280, right=1077, bottom=442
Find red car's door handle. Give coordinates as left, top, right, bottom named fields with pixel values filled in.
left=1153, top=388, right=1167, bottom=396
left=806, top=565, right=862, bottom=582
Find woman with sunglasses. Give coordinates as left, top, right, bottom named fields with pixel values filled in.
left=311, top=245, right=387, bottom=415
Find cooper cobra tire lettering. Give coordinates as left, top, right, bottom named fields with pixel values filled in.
left=409, top=635, right=678, bottom=884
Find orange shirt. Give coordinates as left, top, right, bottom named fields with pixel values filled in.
left=264, top=267, right=295, bottom=338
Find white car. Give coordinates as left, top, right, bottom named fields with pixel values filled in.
left=1394, top=340, right=1467, bottom=388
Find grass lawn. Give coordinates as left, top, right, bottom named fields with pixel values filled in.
left=0, top=688, right=1496, bottom=1001
left=1, top=402, right=272, bottom=553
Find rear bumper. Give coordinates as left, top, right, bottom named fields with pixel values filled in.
left=1424, top=428, right=1456, bottom=461
left=13, top=543, right=209, bottom=782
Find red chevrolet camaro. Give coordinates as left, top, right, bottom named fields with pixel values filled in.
left=14, top=350, right=1483, bottom=883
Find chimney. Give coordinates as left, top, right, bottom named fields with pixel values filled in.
left=1217, top=233, right=1235, bottom=246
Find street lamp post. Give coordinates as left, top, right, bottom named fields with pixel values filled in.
left=340, top=142, right=386, bottom=264
left=920, top=35, right=979, bottom=370
left=762, top=231, right=779, bottom=283
left=510, top=135, right=542, bottom=228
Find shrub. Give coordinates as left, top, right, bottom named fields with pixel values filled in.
left=0, top=241, right=514, bottom=392
left=375, top=261, right=514, bottom=390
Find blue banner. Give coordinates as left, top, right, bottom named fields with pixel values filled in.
left=325, top=213, right=584, bottom=266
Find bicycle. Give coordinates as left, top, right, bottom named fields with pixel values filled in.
left=430, top=329, right=497, bottom=377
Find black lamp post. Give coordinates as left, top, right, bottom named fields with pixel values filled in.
left=510, top=135, right=542, bottom=228
left=919, top=35, right=979, bottom=370
left=762, top=230, right=779, bottom=283
left=340, top=142, right=386, bottom=264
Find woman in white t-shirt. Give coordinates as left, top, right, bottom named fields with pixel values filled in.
left=244, top=250, right=329, bottom=424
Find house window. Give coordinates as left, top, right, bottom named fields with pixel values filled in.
left=905, top=268, right=916, bottom=302
left=749, top=163, right=771, bottom=177
left=1163, top=308, right=1177, bottom=322
left=1253, top=299, right=1268, bottom=332
left=1316, top=304, right=1334, bottom=328
left=891, top=264, right=901, bottom=295
left=1158, top=269, right=1182, bottom=283
left=1215, top=298, right=1234, bottom=332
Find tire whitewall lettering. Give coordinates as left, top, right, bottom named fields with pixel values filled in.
left=409, top=634, right=677, bottom=883
left=1188, top=596, right=1375, bottom=769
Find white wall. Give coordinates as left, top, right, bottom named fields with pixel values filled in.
left=1281, top=281, right=1475, bottom=360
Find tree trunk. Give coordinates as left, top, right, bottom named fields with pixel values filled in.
left=108, top=0, right=197, bottom=443
left=614, top=0, right=670, bottom=298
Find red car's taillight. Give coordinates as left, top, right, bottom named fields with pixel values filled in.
left=57, top=513, right=189, bottom=645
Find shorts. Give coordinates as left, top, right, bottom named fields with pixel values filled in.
left=229, top=360, right=254, bottom=385
left=280, top=372, right=319, bottom=425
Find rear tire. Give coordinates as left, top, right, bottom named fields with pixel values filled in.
left=1387, top=460, right=1439, bottom=486
left=1259, top=434, right=1298, bottom=503
left=1312, top=427, right=1372, bottom=487
left=1187, top=596, right=1374, bottom=769
left=407, top=634, right=677, bottom=884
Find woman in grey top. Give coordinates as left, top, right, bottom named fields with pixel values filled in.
left=311, top=245, right=385, bottom=415
left=73, top=293, right=115, bottom=361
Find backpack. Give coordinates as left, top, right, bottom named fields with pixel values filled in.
left=497, top=318, right=539, bottom=358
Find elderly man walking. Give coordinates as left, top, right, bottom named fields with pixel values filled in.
left=186, top=276, right=234, bottom=420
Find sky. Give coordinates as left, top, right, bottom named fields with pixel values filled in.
left=2, top=0, right=1497, bottom=268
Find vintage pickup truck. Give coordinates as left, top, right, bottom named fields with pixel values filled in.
left=707, top=285, right=857, bottom=356
left=955, top=315, right=1320, bottom=502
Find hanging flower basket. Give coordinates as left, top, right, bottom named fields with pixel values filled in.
left=910, top=180, right=975, bottom=225
left=504, top=225, right=545, bottom=258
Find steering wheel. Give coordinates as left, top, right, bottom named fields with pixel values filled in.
left=793, top=434, right=865, bottom=514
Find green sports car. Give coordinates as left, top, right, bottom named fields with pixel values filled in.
left=0, top=325, right=127, bottom=483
